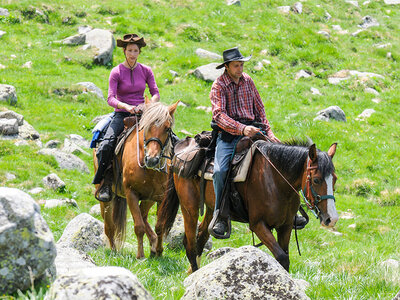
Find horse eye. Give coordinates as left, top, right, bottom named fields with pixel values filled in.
left=313, top=178, right=322, bottom=185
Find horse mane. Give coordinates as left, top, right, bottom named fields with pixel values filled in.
left=139, top=102, right=174, bottom=156
left=258, top=138, right=335, bottom=180
left=139, top=102, right=174, bottom=133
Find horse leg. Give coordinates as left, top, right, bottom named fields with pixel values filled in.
left=125, top=189, right=146, bottom=259
left=101, top=200, right=116, bottom=250
left=250, top=221, right=290, bottom=271
left=139, top=200, right=158, bottom=257
left=196, top=205, right=214, bottom=264
left=276, top=224, right=292, bottom=257
left=179, top=188, right=200, bottom=273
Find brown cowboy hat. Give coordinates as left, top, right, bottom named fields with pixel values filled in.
left=216, top=47, right=252, bottom=69
left=116, top=33, right=146, bottom=48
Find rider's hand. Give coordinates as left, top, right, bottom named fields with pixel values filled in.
left=243, top=125, right=260, bottom=137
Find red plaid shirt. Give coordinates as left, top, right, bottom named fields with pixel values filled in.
left=210, top=71, right=277, bottom=140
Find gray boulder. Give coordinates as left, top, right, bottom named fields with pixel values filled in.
left=314, top=106, right=346, bottom=122
left=42, top=198, right=78, bottom=209
left=0, top=118, right=18, bottom=135
left=182, top=246, right=310, bottom=299
left=61, top=33, right=86, bottom=45
left=0, top=110, right=24, bottom=125
left=43, top=173, right=66, bottom=190
left=85, top=29, right=116, bottom=66
left=206, top=247, right=235, bottom=261
left=0, top=84, right=17, bottom=105
left=193, top=63, right=224, bottom=82
left=57, top=213, right=105, bottom=253
left=54, top=245, right=96, bottom=276
left=76, top=82, right=104, bottom=100
left=37, top=148, right=89, bottom=173
left=165, top=214, right=212, bottom=251
left=19, top=120, right=40, bottom=140
left=89, top=204, right=101, bottom=216
left=195, top=48, right=222, bottom=60
left=0, top=187, right=56, bottom=294
left=62, top=138, right=89, bottom=156
left=45, top=266, right=153, bottom=300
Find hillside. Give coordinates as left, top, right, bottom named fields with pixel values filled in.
left=0, top=0, right=400, bottom=299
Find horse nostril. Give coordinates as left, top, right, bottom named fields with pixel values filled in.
left=325, top=218, right=331, bottom=226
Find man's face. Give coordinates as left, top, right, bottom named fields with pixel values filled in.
left=225, top=61, right=244, bottom=82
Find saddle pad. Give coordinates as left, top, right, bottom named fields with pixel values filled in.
left=198, top=142, right=259, bottom=183
left=114, top=125, right=136, bottom=156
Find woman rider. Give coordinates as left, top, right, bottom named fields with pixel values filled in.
left=93, top=33, right=160, bottom=202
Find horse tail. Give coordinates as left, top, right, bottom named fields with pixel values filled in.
left=156, top=172, right=179, bottom=236
left=112, top=196, right=127, bottom=250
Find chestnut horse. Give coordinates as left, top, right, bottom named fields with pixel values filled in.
left=94, top=101, right=179, bottom=259
left=157, top=139, right=338, bottom=272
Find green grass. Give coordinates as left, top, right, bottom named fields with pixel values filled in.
left=1, top=0, right=400, bottom=299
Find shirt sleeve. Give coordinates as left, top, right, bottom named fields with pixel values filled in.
left=210, top=81, right=246, bottom=136
left=107, top=68, right=120, bottom=109
left=145, top=67, right=160, bottom=98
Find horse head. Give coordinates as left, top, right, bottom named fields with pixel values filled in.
left=304, top=143, right=339, bottom=227
left=139, top=101, right=179, bottom=170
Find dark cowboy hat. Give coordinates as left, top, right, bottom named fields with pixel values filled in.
left=116, top=33, right=146, bottom=48
left=216, top=47, right=252, bottom=69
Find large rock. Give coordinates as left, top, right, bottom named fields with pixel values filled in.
left=60, top=33, right=86, bottom=45
left=57, top=213, right=105, bottom=253
left=76, top=82, right=104, bottom=100
left=45, top=266, right=153, bottom=300
left=85, top=29, right=115, bottom=66
left=182, top=246, right=309, bottom=299
left=37, top=148, right=89, bottom=173
left=54, top=245, right=96, bottom=276
left=0, top=110, right=24, bottom=125
left=193, top=63, right=224, bottom=82
left=195, top=48, right=222, bottom=60
left=62, top=138, right=89, bottom=156
left=165, top=214, right=212, bottom=251
left=43, top=173, right=66, bottom=190
left=328, top=69, right=384, bottom=84
left=0, top=84, right=17, bottom=105
left=0, top=118, right=18, bottom=135
left=314, top=106, right=346, bottom=122
left=19, top=120, right=40, bottom=140
left=0, top=187, right=56, bottom=294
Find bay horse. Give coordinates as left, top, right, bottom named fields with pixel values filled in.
left=157, top=139, right=338, bottom=272
left=93, top=100, right=179, bottom=259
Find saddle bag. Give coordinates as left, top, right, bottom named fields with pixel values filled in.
left=172, top=136, right=206, bottom=178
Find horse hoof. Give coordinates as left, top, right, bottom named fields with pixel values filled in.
left=187, top=266, right=193, bottom=275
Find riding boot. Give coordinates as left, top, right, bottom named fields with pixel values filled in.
left=93, top=144, right=113, bottom=201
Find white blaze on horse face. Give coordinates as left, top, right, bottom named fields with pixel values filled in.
left=325, top=174, right=338, bottom=226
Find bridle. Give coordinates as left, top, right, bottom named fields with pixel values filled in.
left=135, top=115, right=172, bottom=173
left=254, top=136, right=335, bottom=219
left=300, top=158, right=336, bottom=218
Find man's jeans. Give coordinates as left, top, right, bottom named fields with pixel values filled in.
left=212, top=134, right=241, bottom=211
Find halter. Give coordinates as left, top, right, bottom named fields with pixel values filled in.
left=136, top=115, right=172, bottom=173
left=300, top=157, right=336, bottom=218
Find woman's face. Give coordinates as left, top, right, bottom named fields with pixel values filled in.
left=124, top=43, right=140, bottom=64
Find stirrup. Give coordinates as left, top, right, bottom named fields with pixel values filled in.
left=208, top=209, right=231, bottom=239
left=94, top=181, right=111, bottom=202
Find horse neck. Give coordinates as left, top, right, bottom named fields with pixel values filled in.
left=262, top=143, right=309, bottom=189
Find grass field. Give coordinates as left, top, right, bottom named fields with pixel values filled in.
left=1, top=0, right=399, bottom=299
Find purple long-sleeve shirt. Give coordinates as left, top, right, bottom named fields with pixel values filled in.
left=107, top=63, right=159, bottom=112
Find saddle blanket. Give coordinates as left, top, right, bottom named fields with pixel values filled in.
left=198, top=142, right=259, bottom=183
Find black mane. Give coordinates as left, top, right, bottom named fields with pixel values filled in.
left=258, top=138, right=335, bottom=181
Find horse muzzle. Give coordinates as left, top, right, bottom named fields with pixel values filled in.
left=144, top=155, right=160, bottom=169
left=320, top=198, right=339, bottom=227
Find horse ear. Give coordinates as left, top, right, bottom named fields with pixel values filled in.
left=309, top=144, right=318, bottom=163
left=169, top=100, right=180, bottom=116
left=328, top=143, right=337, bottom=159
left=145, top=94, right=150, bottom=105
